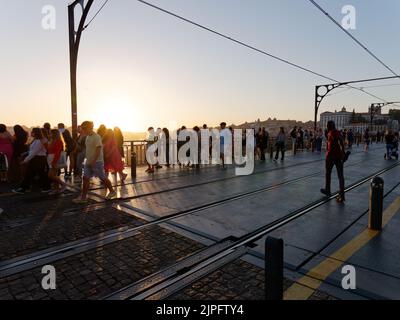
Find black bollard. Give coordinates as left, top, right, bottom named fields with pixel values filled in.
left=369, top=177, right=384, bottom=231
left=265, top=237, right=284, bottom=300
left=130, top=142, right=137, bottom=179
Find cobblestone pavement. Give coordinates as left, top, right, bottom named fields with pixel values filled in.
left=0, top=225, right=204, bottom=300
left=169, top=259, right=338, bottom=300
left=0, top=205, right=144, bottom=260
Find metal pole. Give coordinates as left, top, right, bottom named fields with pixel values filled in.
left=131, top=142, right=137, bottom=179
left=369, top=177, right=384, bottom=231
left=265, top=237, right=284, bottom=300
left=68, top=0, right=94, bottom=141
left=314, top=86, right=318, bottom=131
left=68, top=5, right=78, bottom=141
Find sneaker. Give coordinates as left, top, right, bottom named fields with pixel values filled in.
left=320, top=188, right=331, bottom=197
left=72, top=197, right=89, bottom=204
left=12, top=188, right=25, bottom=195
left=105, top=190, right=117, bottom=200
left=336, top=196, right=345, bottom=203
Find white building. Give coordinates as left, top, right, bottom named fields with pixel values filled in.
left=320, top=107, right=352, bottom=130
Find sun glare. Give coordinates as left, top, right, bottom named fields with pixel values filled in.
left=92, top=97, right=143, bottom=132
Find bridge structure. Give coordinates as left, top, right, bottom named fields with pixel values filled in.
left=0, top=143, right=399, bottom=300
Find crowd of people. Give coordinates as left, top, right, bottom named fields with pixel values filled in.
left=0, top=120, right=398, bottom=204
left=0, top=122, right=126, bottom=201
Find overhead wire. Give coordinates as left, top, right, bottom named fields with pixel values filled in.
left=307, top=0, right=400, bottom=77
left=135, top=0, right=399, bottom=106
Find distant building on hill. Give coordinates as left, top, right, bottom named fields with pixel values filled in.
left=320, top=106, right=392, bottom=132
left=320, top=107, right=352, bottom=130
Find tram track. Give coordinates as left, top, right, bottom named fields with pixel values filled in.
left=0, top=157, right=396, bottom=284
left=72, top=149, right=372, bottom=210
left=0, top=167, right=323, bottom=278
left=104, top=161, right=400, bottom=300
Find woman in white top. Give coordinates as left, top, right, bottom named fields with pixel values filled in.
left=12, top=128, right=51, bottom=194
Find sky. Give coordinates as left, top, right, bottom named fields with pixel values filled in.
left=1, top=0, right=400, bottom=132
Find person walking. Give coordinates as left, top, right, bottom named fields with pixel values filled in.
left=290, top=126, right=297, bottom=155
left=146, top=127, right=156, bottom=173
left=73, top=121, right=116, bottom=204
left=103, top=129, right=127, bottom=183
left=347, top=129, right=354, bottom=148
left=58, top=123, right=75, bottom=177
left=220, top=122, right=229, bottom=168
left=364, top=128, right=370, bottom=152
left=0, top=124, right=14, bottom=182
left=114, top=127, right=125, bottom=160
left=9, top=125, right=28, bottom=183
left=384, top=130, right=396, bottom=160
left=47, top=129, right=67, bottom=194
left=274, top=127, right=286, bottom=161
left=74, top=125, right=86, bottom=180
left=315, top=128, right=323, bottom=153
left=12, top=128, right=51, bottom=194
left=320, top=121, right=346, bottom=203
left=258, top=128, right=268, bottom=161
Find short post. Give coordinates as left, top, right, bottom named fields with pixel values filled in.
left=265, top=237, right=284, bottom=300
left=130, top=142, right=137, bottom=179
left=369, top=177, right=384, bottom=231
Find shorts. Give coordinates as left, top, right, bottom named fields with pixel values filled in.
left=83, top=161, right=106, bottom=180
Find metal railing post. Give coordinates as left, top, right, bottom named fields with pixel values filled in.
left=130, top=142, right=137, bottom=179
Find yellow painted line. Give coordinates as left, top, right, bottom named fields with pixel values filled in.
left=284, top=197, right=400, bottom=300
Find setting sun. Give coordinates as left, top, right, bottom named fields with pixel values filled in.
left=91, top=97, right=143, bottom=132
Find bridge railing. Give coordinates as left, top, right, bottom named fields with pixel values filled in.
left=123, top=140, right=148, bottom=166
left=123, top=137, right=302, bottom=166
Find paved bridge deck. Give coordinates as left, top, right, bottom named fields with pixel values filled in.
left=0, top=143, right=399, bottom=300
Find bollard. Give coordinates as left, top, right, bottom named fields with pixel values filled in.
left=130, top=142, right=137, bottom=179
left=369, top=177, right=384, bottom=231
left=265, top=237, right=284, bottom=300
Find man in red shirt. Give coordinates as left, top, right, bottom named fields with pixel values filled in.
left=320, top=121, right=346, bottom=203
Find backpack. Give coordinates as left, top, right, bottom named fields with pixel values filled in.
left=333, top=132, right=350, bottom=162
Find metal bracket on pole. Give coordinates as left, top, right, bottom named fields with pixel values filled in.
left=313, top=75, right=400, bottom=132
left=314, top=83, right=346, bottom=131
left=370, top=102, right=400, bottom=130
